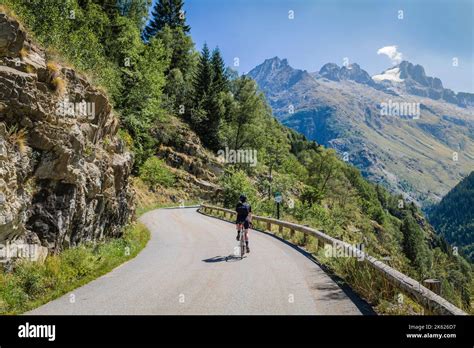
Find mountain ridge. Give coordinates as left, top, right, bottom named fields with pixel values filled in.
left=248, top=57, right=474, bottom=207
left=252, top=56, right=474, bottom=107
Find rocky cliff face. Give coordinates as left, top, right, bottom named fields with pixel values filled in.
left=0, top=13, right=134, bottom=254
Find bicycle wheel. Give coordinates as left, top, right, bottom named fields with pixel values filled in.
left=240, top=230, right=245, bottom=259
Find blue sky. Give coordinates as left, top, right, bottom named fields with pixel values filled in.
left=152, top=0, right=473, bottom=92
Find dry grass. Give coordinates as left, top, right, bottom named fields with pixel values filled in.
left=0, top=5, right=19, bottom=20
left=51, top=76, right=66, bottom=95
left=46, top=61, right=66, bottom=95
left=45, top=48, right=96, bottom=86
left=46, top=61, right=60, bottom=74
left=7, top=126, right=28, bottom=154
left=19, top=47, right=28, bottom=59
left=45, top=49, right=76, bottom=71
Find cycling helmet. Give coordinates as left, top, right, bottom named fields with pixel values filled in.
left=239, top=194, right=247, bottom=203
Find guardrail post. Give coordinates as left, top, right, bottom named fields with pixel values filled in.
left=266, top=222, right=271, bottom=232
left=317, top=239, right=324, bottom=250
left=423, top=279, right=441, bottom=295
left=290, top=229, right=295, bottom=238
left=278, top=225, right=283, bottom=236
left=302, top=233, right=307, bottom=245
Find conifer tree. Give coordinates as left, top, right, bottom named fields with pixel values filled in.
left=401, top=213, right=429, bottom=273
left=142, top=0, right=190, bottom=41
left=142, top=0, right=194, bottom=115
left=210, top=47, right=228, bottom=92
left=193, top=43, right=213, bottom=104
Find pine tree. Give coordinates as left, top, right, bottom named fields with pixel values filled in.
left=193, top=43, right=212, bottom=104
left=189, top=44, right=230, bottom=150
left=201, top=47, right=229, bottom=150
left=142, top=0, right=190, bottom=41
left=401, top=213, right=429, bottom=273
left=142, top=0, right=194, bottom=115
left=210, top=47, right=228, bottom=93
left=189, top=43, right=212, bottom=137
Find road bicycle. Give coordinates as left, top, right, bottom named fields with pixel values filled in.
left=236, top=222, right=252, bottom=259
left=236, top=224, right=246, bottom=259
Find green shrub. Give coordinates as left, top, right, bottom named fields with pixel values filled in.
left=140, top=157, right=175, bottom=189
left=220, top=169, right=257, bottom=208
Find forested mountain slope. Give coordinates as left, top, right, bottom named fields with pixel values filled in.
left=429, top=172, right=474, bottom=261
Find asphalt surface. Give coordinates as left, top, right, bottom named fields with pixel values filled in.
left=28, top=208, right=371, bottom=315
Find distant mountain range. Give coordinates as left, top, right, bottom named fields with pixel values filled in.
left=248, top=57, right=474, bottom=207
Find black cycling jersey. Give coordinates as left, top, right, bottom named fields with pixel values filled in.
left=236, top=202, right=251, bottom=222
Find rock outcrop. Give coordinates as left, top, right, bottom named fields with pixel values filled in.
left=154, top=117, right=222, bottom=200
left=0, top=13, right=134, bottom=255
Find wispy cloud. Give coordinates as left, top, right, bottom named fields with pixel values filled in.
left=377, top=45, right=403, bottom=65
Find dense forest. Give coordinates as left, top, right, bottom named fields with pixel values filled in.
left=2, top=0, right=472, bottom=313
left=429, top=172, right=474, bottom=261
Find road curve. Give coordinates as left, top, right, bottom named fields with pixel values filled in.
left=28, top=208, right=372, bottom=315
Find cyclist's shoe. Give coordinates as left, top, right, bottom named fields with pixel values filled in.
left=246, top=246, right=250, bottom=253
left=236, top=233, right=240, bottom=241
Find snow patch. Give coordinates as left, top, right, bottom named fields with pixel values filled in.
left=372, top=67, right=404, bottom=83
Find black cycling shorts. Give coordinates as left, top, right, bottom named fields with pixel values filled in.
left=236, top=220, right=250, bottom=229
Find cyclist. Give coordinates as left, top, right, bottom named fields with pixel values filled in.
left=236, top=194, right=252, bottom=253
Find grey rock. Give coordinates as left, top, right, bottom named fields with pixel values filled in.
left=0, top=14, right=134, bottom=254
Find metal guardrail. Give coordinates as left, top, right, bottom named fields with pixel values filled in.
left=199, top=204, right=467, bottom=315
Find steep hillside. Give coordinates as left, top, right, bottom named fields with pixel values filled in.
left=428, top=172, right=474, bottom=261
left=249, top=57, right=474, bottom=208
left=0, top=13, right=134, bottom=252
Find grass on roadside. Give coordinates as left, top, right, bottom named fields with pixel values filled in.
left=0, top=222, right=149, bottom=314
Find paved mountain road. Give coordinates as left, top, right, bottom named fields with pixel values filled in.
left=28, top=208, right=371, bottom=315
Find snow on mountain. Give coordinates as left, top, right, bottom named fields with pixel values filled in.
left=372, top=67, right=404, bottom=83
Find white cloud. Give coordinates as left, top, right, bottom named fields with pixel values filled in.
left=377, top=45, right=403, bottom=65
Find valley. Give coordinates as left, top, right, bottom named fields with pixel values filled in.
left=249, top=57, right=474, bottom=208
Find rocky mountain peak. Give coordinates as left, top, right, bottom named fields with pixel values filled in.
left=397, top=61, right=431, bottom=87
left=319, top=63, right=341, bottom=81
left=319, top=62, right=373, bottom=85
left=248, top=57, right=315, bottom=92
left=256, top=56, right=290, bottom=73
left=372, top=60, right=473, bottom=106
